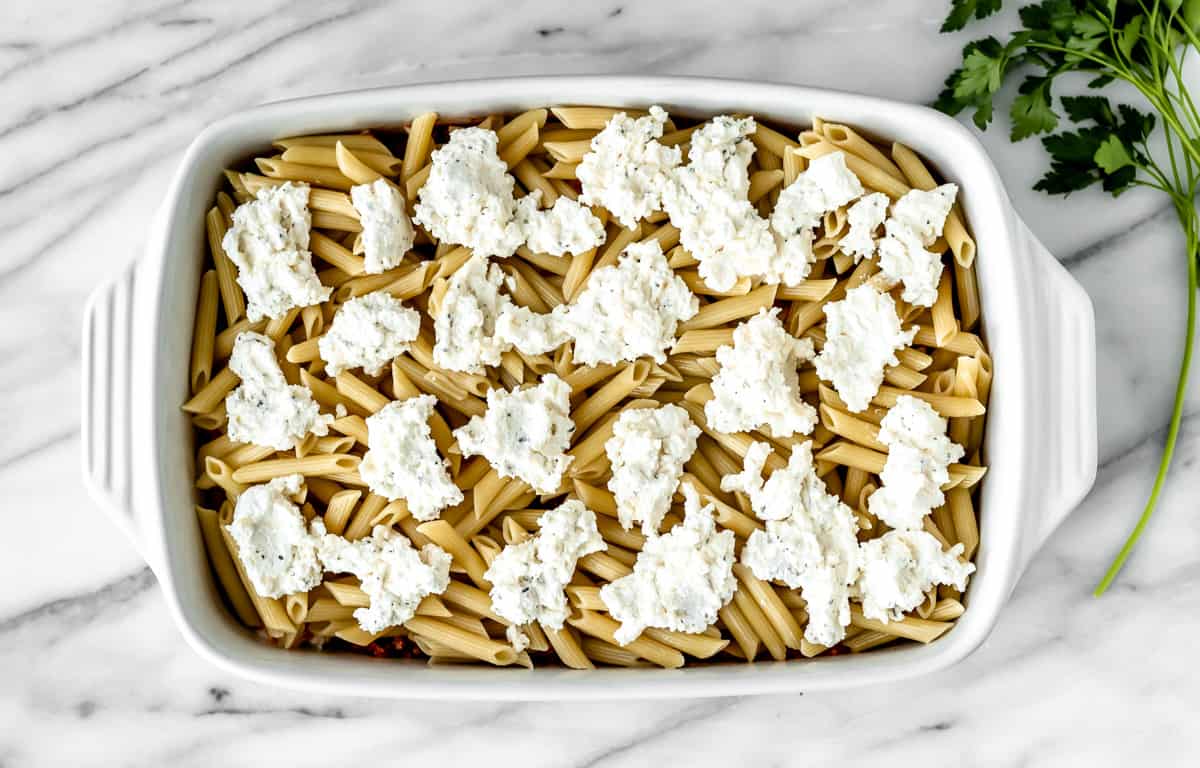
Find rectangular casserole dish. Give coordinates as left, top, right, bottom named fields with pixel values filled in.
left=81, top=76, right=1097, bottom=699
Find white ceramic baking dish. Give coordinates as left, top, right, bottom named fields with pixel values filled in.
left=81, top=76, right=1097, bottom=699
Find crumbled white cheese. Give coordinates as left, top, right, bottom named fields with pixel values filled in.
left=854, top=529, right=974, bottom=623
left=662, top=116, right=777, bottom=292
left=890, top=184, right=958, bottom=245
left=413, top=127, right=535, bottom=258
left=318, top=290, right=420, bottom=376
left=492, top=303, right=570, bottom=358
left=521, top=196, right=605, bottom=257
left=840, top=192, right=889, bottom=262
left=724, top=442, right=861, bottom=646
left=226, top=331, right=332, bottom=450
left=506, top=624, right=530, bottom=652
left=876, top=219, right=944, bottom=307
left=604, top=404, right=701, bottom=536
left=558, top=240, right=698, bottom=366
left=453, top=374, right=575, bottom=493
left=577, top=106, right=682, bottom=228
left=769, top=152, right=864, bottom=285
left=312, top=521, right=452, bottom=633
left=225, top=474, right=323, bottom=599
left=350, top=179, right=415, bottom=274
left=359, top=396, right=463, bottom=522
left=484, top=499, right=606, bottom=630
left=874, top=184, right=959, bottom=307
left=600, top=483, right=736, bottom=645
left=868, top=395, right=965, bottom=531
left=222, top=182, right=331, bottom=322
left=686, top=115, right=757, bottom=193
left=705, top=308, right=817, bottom=438
left=433, top=254, right=566, bottom=373
left=814, top=284, right=916, bottom=413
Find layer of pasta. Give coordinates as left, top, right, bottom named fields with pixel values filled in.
left=185, top=106, right=990, bottom=669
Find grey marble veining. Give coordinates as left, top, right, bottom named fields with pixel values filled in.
left=2, top=0, right=1199, bottom=765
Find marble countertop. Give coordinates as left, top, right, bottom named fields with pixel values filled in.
left=3, top=0, right=1198, bottom=765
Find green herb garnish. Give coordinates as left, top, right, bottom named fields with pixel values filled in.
left=936, top=0, right=1200, bottom=594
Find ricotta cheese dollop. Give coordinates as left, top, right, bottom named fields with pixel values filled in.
left=875, top=184, right=959, bottom=307
left=868, top=395, right=965, bottom=531
left=413, top=127, right=535, bottom=258
left=225, top=474, right=323, bottom=599
left=769, top=151, right=864, bottom=285
left=226, top=331, right=332, bottom=450
left=813, top=284, right=917, bottom=413
left=577, top=106, right=682, bottom=228
left=604, top=404, right=701, bottom=536
left=432, top=254, right=565, bottom=374
left=724, top=442, right=861, bottom=647
left=484, top=499, right=606, bottom=630
left=600, top=483, right=737, bottom=645
left=222, top=182, right=331, bottom=322
left=853, top=529, right=974, bottom=623
left=350, top=178, right=415, bottom=274
left=839, top=192, right=889, bottom=262
left=661, top=115, right=776, bottom=292
left=318, top=290, right=421, bottom=376
left=558, top=239, right=698, bottom=366
left=312, top=521, right=452, bottom=633
left=453, top=374, right=575, bottom=493
left=705, top=307, right=818, bottom=437
left=520, top=196, right=606, bottom=257
left=359, top=395, right=464, bottom=522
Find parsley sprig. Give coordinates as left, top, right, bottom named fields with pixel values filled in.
left=935, top=0, right=1200, bottom=594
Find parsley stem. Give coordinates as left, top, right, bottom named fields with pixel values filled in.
left=1095, top=196, right=1199, bottom=595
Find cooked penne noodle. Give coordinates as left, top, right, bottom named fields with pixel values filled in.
left=401, top=112, right=438, bottom=183
left=677, top=271, right=753, bottom=298
left=820, top=122, right=906, bottom=181
left=405, top=617, right=518, bottom=666
left=849, top=605, right=953, bottom=644
left=873, top=385, right=986, bottom=418
left=255, top=157, right=355, bottom=190
left=717, top=602, right=761, bottom=660
left=819, top=404, right=887, bottom=453
left=795, top=140, right=909, bottom=199
left=417, top=520, right=492, bottom=589
left=931, top=270, right=958, bottom=347
left=776, top=278, right=837, bottom=302
left=500, top=123, right=540, bottom=169
left=190, top=270, right=220, bottom=393
left=196, top=506, right=261, bottom=627
left=230, top=454, right=360, bottom=484
left=274, top=133, right=389, bottom=153
left=335, top=370, right=391, bottom=414
left=570, top=360, right=651, bottom=434
left=550, top=105, right=644, bottom=129
left=568, top=610, right=685, bottom=669
left=732, top=586, right=787, bottom=661
left=310, top=231, right=366, bottom=275
left=733, top=564, right=804, bottom=650
left=679, top=284, right=779, bottom=332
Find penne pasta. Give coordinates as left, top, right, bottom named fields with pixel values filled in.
left=188, top=109, right=989, bottom=668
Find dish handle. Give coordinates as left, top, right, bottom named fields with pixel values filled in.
left=81, top=259, right=158, bottom=572
left=1015, top=217, right=1099, bottom=569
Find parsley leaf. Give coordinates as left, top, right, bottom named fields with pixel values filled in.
left=1093, top=134, right=1134, bottom=173
left=1061, top=95, right=1114, bottom=124
left=1010, top=76, right=1058, bottom=139
left=941, top=0, right=1003, bottom=32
